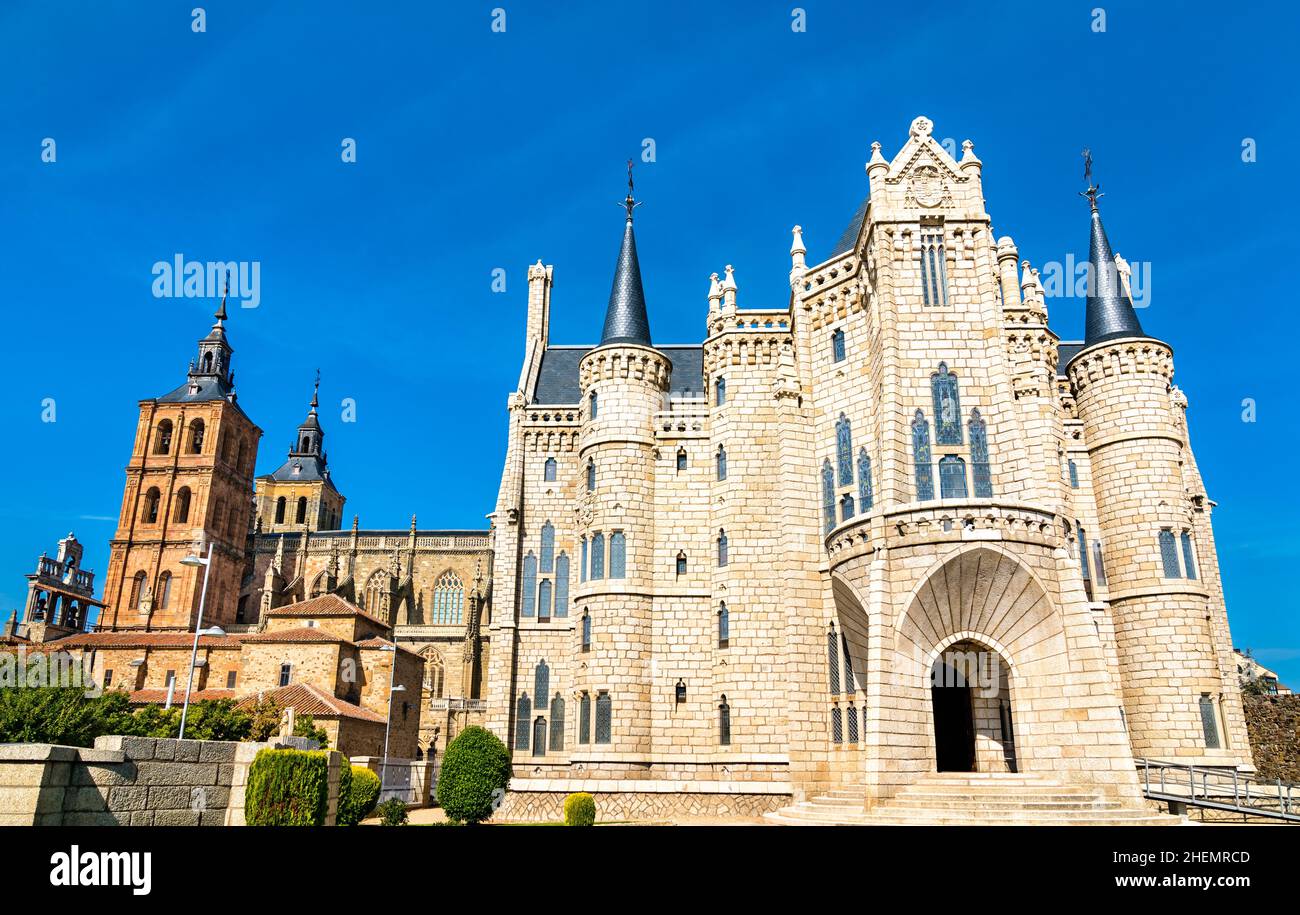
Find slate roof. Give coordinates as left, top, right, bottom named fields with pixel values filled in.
left=600, top=218, right=653, bottom=346
left=157, top=375, right=236, bottom=404
left=1057, top=341, right=1085, bottom=375
left=532, top=344, right=704, bottom=405
left=826, top=195, right=870, bottom=260
left=259, top=454, right=332, bottom=484
left=1083, top=204, right=1149, bottom=346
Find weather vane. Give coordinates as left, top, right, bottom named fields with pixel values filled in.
left=620, top=158, right=642, bottom=220
left=1079, top=147, right=1102, bottom=210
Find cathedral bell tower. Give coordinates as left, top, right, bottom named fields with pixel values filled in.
left=100, top=284, right=262, bottom=631
left=254, top=372, right=346, bottom=534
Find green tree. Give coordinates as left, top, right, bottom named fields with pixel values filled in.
left=435, top=725, right=511, bottom=825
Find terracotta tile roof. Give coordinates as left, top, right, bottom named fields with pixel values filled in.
left=240, top=626, right=350, bottom=645
left=128, top=688, right=236, bottom=705
left=54, top=632, right=243, bottom=649
left=235, top=683, right=385, bottom=723
left=354, top=637, right=425, bottom=659
left=266, top=593, right=390, bottom=629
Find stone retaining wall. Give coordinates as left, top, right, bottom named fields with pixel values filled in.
left=494, top=787, right=790, bottom=822
left=1243, top=694, right=1300, bottom=782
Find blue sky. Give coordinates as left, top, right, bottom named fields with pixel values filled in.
left=1, top=1, right=1296, bottom=682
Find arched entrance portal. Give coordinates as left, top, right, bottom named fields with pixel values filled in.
left=930, top=639, right=1016, bottom=773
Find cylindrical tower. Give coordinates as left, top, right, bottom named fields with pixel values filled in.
left=1067, top=193, right=1237, bottom=764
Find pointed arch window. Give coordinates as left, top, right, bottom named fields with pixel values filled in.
left=586, top=459, right=596, bottom=492
left=969, top=409, right=992, bottom=498
left=840, top=493, right=855, bottom=522
left=531, top=717, right=547, bottom=756
left=590, top=532, right=605, bottom=580
left=719, top=696, right=732, bottom=746
left=920, top=230, right=948, bottom=307
left=130, top=572, right=148, bottom=610
left=581, top=612, right=591, bottom=652
left=847, top=703, right=860, bottom=743
left=609, top=531, right=626, bottom=579
left=579, top=692, right=591, bottom=744
left=550, top=696, right=566, bottom=752
left=274, top=497, right=286, bottom=524
left=856, top=449, right=873, bottom=511
left=822, top=459, right=836, bottom=534
left=912, top=410, right=935, bottom=501
left=1181, top=531, right=1198, bottom=580
left=939, top=455, right=968, bottom=499
left=534, top=661, right=550, bottom=709
left=931, top=363, right=962, bottom=445
left=1199, top=694, right=1220, bottom=749
left=1159, top=529, right=1181, bottom=578
left=543, top=457, right=557, bottom=482
left=538, top=579, right=552, bottom=621
left=676, top=448, right=687, bottom=472
left=540, top=522, right=555, bottom=573
left=363, top=571, right=388, bottom=619
left=174, top=487, right=192, bottom=524
left=295, top=497, right=307, bottom=524
left=835, top=414, right=853, bottom=485
left=832, top=328, right=846, bottom=363
left=580, top=537, right=588, bottom=583
left=715, top=376, right=726, bottom=406
left=422, top=648, right=445, bottom=698
left=718, top=602, right=730, bottom=648
left=154, top=420, right=173, bottom=455
left=831, top=706, right=843, bottom=744
left=157, top=572, right=172, bottom=610
left=675, top=551, right=687, bottom=576
left=1067, top=459, right=1080, bottom=489
left=842, top=635, right=855, bottom=694
left=433, top=571, right=463, bottom=625
left=717, top=530, right=728, bottom=567
left=827, top=627, right=841, bottom=693
left=716, top=446, right=727, bottom=481
left=594, top=692, right=612, bottom=744
left=589, top=390, right=598, bottom=419
left=515, top=693, right=531, bottom=750
left=554, top=553, right=569, bottom=617
left=521, top=552, right=537, bottom=617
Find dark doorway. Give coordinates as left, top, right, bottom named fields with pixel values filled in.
left=932, top=663, right=976, bottom=772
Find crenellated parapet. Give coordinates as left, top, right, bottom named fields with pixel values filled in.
left=578, top=344, right=671, bottom=393
left=1066, top=337, right=1174, bottom=394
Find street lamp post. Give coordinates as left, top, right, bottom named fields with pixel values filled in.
left=379, top=643, right=406, bottom=800
left=178, top=541, right=215, bottom=740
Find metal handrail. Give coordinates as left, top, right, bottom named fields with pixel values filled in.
left=1137, top=757, right=1300, bottom=822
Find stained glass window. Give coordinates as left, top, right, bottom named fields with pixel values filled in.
left=969, top=409, right=992, bottom=498
left=515, top=693, right=531, bottom=750
left=539, top=522, right=554, bottom=573
left=554, top=553, right=569, bottom=617
left=591, top=532, right=605, bottom=579
left=521, top=553, right=536, bottom=617
left=432, top=571, right=463, bottom=625
left=717, top=530, right=728, bottom=567
left=544, top=457, right=557, bottom=482
left=1068, top=459, right=1079, bottom=489
left=534, top=661, right=549, bottom=709
left=1159, top=529, right=1181, bottom=578
left=822, top=459, right=836, bottom=534
left=716, top=376, right=726, bottom=406
left=857, top=448, right=873, bottom=511
left=840, top=493, right=855, bottom=522
left=579, top=692, right=590, bottom=744
left=538, top=579, right=552, bottom=621
left=1199, top=695, right=1220, bottom=749
left=609, top=531, right=626, bottom=578
left=595, top=692, right=612, bottom=744
left=836, top=414, right=853, bottom=486
left=586, top=459, right=596, bottom=492
left=832, top=328, right=846, bottom=363
left=912, top=410, right=934, bottom=501
left=1181, top=531, right=1198, bottom=580
left=550, top=696, right=565, bottom=751
left=532, top=717, right=547, bottom=757
left=920, top=231, right=948, bottom=306
left=581, top=612, right=591, bottom=652
left=931, top=363, right=962, bottom=445
left=716, top=446, right=727, bottom=481
left=939, top=455, right=968, bottom=499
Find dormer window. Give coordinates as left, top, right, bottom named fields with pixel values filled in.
left=292, top=462, right=302, bottom=476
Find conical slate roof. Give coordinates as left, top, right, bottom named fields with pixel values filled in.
left=1083, top=200, right=1148, bottom=346
left=599, top=214, right=652, bottom=347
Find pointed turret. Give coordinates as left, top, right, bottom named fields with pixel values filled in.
left=1081, top=181, right=1150, bottom=346
left=599, top=162, right=652, bottom=347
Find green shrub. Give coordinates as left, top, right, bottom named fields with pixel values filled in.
left=0, top=687, right=136, bottom=747
left=563, top=792, right=596, bottom=826
left=293, top=714, right=329, bottom=748
left=376, top=797, right=408, bottom=826
left=336, top=763, right=353, bottom=825
left=436, top=725, right=511, bottom=825
left=245, top=748, right=331, bottom=825
left=338, top=765, right=381, bottom=825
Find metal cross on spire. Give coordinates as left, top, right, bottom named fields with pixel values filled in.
left=215, top=268, right=231, bottom=322
left=620, top=158, right=642, bottom=220
left=1080, top=147, right=1103, bottom=211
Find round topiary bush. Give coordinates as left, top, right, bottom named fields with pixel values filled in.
left=435, top=725, right=511, bottom=824
left=563, top=792, right=596, bottom=826
left=336, top=764, right=381, bottom=826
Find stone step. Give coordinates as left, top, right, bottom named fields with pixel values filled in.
left=889, top=798, right=1126, bottom=811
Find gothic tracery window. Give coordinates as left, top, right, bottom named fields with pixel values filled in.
left=540, top=522, right=555, bottom=573
left=857, top=448, right=873, bottom=511
left=920, top=230, right=948, bottom=307
left=554, top=552, right=569, bottom=617
left=609, top=531, right=626, bottom=578
left=836, top=414, right=853, bottom=486
left=822, top=459, right=836, bottom=534
left=912, top=410, right=935, bottom=501
left=432, top=570, right=463, bottom=625
left=969, top=409, right=992, bottom=498
left=521, top=553, right=537, bottom=616
left=931, top=363, right=962, bottom=445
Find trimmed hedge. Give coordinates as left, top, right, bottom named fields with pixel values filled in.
left=436, top=725, right=511, bottom=824
left=564, top=792, right=596, bottom=826
left=339, top=765, right=381, bottom=825
left=245, top=748, right=331, bottom=826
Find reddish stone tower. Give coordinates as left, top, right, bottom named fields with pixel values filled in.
left=100, top=295, right=262, bottom=631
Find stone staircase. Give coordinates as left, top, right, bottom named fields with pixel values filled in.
left=764, top=772, right=1186, bottom=826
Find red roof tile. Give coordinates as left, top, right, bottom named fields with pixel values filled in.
left=235, top=683, right=385, bottom=723
left=240, top=626, right=351, bottom=645
left=266, top=593, right=390, bottom=628
left=56, top=631, right=243, bottom=649
left=128, top=688, right=236, bottom=705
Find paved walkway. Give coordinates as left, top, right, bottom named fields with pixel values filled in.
left=363, top=806, right=766, bottom=826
